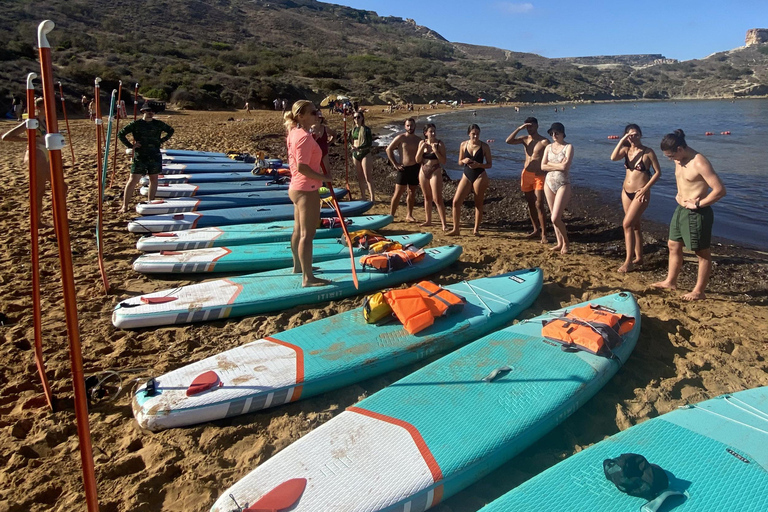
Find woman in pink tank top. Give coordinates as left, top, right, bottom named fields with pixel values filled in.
left=284, top=100, right=331, bottom=287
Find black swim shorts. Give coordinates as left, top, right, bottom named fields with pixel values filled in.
left=396, top=164, right=420, bottom=186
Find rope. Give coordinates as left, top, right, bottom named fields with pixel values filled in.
left=687, top=399, right=768, bottom=436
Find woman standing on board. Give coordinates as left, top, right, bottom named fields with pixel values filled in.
left=415, top=123, right=448, bottom=230
left=447, top=124, right=492, bottom=236
left=609, top=123, right=662, bottom=272
left=285, top=100, right=331, bottom=287
left=541, top=122, right=573, bottom=254
left=350, top=111, right=375, bottom=201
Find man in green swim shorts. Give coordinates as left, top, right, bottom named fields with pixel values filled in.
left=652, top=129, right=726, bottom=301
left=118, top=103, right=174, bottom=213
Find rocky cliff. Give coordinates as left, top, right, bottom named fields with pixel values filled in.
left=746, top=29, right=768, bottom=46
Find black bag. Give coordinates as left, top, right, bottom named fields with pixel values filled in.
left=603, top=453, right=669, bottom=500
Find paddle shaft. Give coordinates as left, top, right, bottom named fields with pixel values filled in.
left=320, top=161, right=358, bottom=288
left=109, top=80, right=122, bottom=188
left=56, top=81, right=76, bottom=164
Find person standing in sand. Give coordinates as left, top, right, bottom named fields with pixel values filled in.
left=541, top=122, right=573, bottom=254
left=415, top=123, right=448, bottom=230
left=448, top=124, right=492, bottom=236
left=610, top=123, right=662, bottom=272
left=385, top=118, right=421, bottom=222
left=117, top=103, right=174, bottom=213
left=285, top=100, right=331, bottom=287
left=506, top=117, right=549, bottom=243
left=350, top=111, right=375, bottom=201
left=311, top=110, right=334, bottom=176
left=652, top=129, right=726, bottom=301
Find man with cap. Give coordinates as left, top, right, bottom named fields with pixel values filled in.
left=117, top=103, right=174, bottom=213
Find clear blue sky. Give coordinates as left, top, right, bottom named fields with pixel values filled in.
left=331, top=1, right=768, bottom=61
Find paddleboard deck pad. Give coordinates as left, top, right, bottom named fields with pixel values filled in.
left=161, top=162, right=257, bottom=173
left=113, top=245, right=463, bottom=329
left=141, top=181, right=290, bottom=198
left=211, top=292, right=640, bottom=512
left=147, top=172, right=281, bottom=185
left=136, top=215, right=394, bottom=252
left=132, top=232, right=433, bottom=274
left=127, top=200, right=374, bottom=233
left=133, top=268, right=543, bottom=430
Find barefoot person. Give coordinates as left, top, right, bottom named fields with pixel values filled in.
left=350, top=111, right=375, bottom=201
left=117, top=103, right=174, bottom=212
left=415, top=123, right=448, bottom=230
left=541, top=122, right=573, bottom=254
left=385, top=118, right=420, bottom=222
left=285, top=100, right=331, bottom=287
left=609, top=123, right=662, bottom=272
left=1, top=97, right=61, bottom=227
left=448, top=124, right=492, bottom=236
left=652, top=129, right=726, bottom=301
left=311, top=110, right=334, bottom=177
left=506, top=117, right=549, bottom=242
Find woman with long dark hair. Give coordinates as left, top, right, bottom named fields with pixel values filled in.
left=415, top=123, right=448, bottom=230
left=447, top=124, right=492, bottom=236
left=350, top=111, right=374, bottom=201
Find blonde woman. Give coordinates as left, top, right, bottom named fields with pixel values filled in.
left=350, top=111, right=374, bottom=201
left=284, top=100, right=331, bottom=287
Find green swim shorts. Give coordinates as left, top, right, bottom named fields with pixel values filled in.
left=669, top=205, right=714, bottom=251
left=130, top=152, right=163, bottom=176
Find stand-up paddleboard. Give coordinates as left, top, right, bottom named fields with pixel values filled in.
left=210, top=292, right=640, bottom=512
left=127, top=200, right=374, bottom=233
left=113, top=245, right=463, bottom=329
left=141, top=181, right=290, bottom=198
left=480, top=387, right=768, bottom=512
left=133, top=269, right=543, bottom=430
left=162, top=155, right=235, bottom=163
left=133, top=233, right=432, bottom=274
left=135, top=188, right=346, bottom=215
left=162, top=162, right=257, bottom=172
left=162, top=149, right=228, bottom=157
left=136, top=215, right=394, bottom=252
left=148, top=172, right=278, bottom=185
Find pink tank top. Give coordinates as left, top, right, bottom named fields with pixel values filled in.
left=287, top=127, right=324, bottom=192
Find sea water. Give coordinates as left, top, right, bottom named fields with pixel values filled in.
left=378, top=99, right=768, bottom=250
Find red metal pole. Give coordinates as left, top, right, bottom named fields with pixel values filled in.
left=57, top=81, right=76, bottom=165
left=38, top=20, right=100, bottom=512
left=26, top=72, right=54, bottom=411
left=109, top=80, right=122, bottom=188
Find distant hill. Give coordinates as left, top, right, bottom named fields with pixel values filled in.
left=1, top=0, right=767, bottom=111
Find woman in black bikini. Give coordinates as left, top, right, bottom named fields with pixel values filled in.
left=415, top=123, right=447, bottom=230
left=610, top=123, right=662, bottom=272
left=447, top=124, right=492, bottom=236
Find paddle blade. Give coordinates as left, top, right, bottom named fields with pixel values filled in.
left=243, top=478, right=307, bottom=512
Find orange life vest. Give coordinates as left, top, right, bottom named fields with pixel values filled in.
left=541, top=304, right=635, bottom=358
left=384, top=281, right=466, bottom=334
left=360, top=248, right=425, bottom=272
left=343, top=229, right=386, bottom=248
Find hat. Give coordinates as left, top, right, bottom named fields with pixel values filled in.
left=140, top=103, right=153, bottom=112
left=547, top=122, right=565, bottom=137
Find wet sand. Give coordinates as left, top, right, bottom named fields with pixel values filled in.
left=1, top=108, right=767, bottom=511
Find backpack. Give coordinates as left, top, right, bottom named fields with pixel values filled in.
left=362, top=291, right=394, bottom=324
left=603, top=453, right=669, bottom=500
left=541, top=304, right=635, bottom=359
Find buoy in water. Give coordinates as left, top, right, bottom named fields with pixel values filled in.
left=608, top=135, right=620, bottom=139
left=705, top=132, right=714, bottom=136
left=721, top=131, right=731, bottom=135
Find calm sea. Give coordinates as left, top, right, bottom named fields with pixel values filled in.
left=379, top=99, right=768, bottom=250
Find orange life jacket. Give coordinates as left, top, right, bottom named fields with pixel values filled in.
left=343, top=229, right=385, bottom=248
left=360, top=248, right=425, bottom=272
left=384, top=281, right=466, bottom=334
left=541, top=304, right=635, bottom=358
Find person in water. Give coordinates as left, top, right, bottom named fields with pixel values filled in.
left=652, top=129, right=726, bottom=301
left=506, top=117, right=549, bottom=243
left=385, top=118, right=421, bottom=222
left=1, top=97, right=63, bottom=227
left=284, top=100, right=332, bottom=288
left=609, top=123, right=662, bottom=272
left=350, top=111, right=374, bottom=201
left=540, top=122, right=573, bottom=254
left=447, top=124, right=492, bottom=236
left=415, top=123, right=448, bottom=230
left=117, top=103, right=174, bottom=213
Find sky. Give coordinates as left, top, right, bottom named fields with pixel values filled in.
left=330, top=1, right=768, bottom=61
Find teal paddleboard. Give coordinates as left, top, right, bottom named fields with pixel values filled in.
left=142, top=181, right=289, bottom=198
left=480, top=386, right=768, bottom=512
left=133, top=268, right=544, bottom=430
left=113, top=245, right=463, bottom=329
left=211, top=292, right=640, bottom=512
left=132, top=233, right=433, bottom=274
left=135, top=215, right=394, bottom=252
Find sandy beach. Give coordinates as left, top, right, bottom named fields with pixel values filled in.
left=1, top=107, right=767, bottom=512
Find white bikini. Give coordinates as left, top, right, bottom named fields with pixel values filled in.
left=545, top=144, right=570, bottom=193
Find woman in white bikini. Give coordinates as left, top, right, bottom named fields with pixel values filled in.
left=541, top=122, right=573, bottom=254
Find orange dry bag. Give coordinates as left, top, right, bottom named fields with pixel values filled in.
left=541, top=304, right=635, bottom=358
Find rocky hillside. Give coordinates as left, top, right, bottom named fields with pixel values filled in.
left=1, top=0, right=767, bottom=111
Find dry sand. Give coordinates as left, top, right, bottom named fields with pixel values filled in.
left=1, top=107, right=767, bottom=512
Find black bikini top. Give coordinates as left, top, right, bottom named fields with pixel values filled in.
left=423, top=140, right=440, bottom=160
left=624, top=149, right=649, bottom=174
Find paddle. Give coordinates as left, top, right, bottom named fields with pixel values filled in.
left=239, top=478, right=307, bottom=512
left=321, top=161, right=358, bottom=288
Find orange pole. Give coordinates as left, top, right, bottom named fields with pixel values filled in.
left=57, top=81, right=76, bottom=165
left=109, top=80, right=122, bottom=188
left=321, top=161, right=358, bottom=288
left=38, top=20, right=100, bottom=512
left=26, top=72, right=54, bottom=411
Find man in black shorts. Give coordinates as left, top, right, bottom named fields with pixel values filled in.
left=386, top=118, right=421, bottom=222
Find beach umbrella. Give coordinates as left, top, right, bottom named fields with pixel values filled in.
left=320, top=95, right=337, bottom=107
left=477, top=98, right=486, bottom=102
left=428, top=100, right=436, bottom=104
left=440, top=100, right=447, bottom=104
